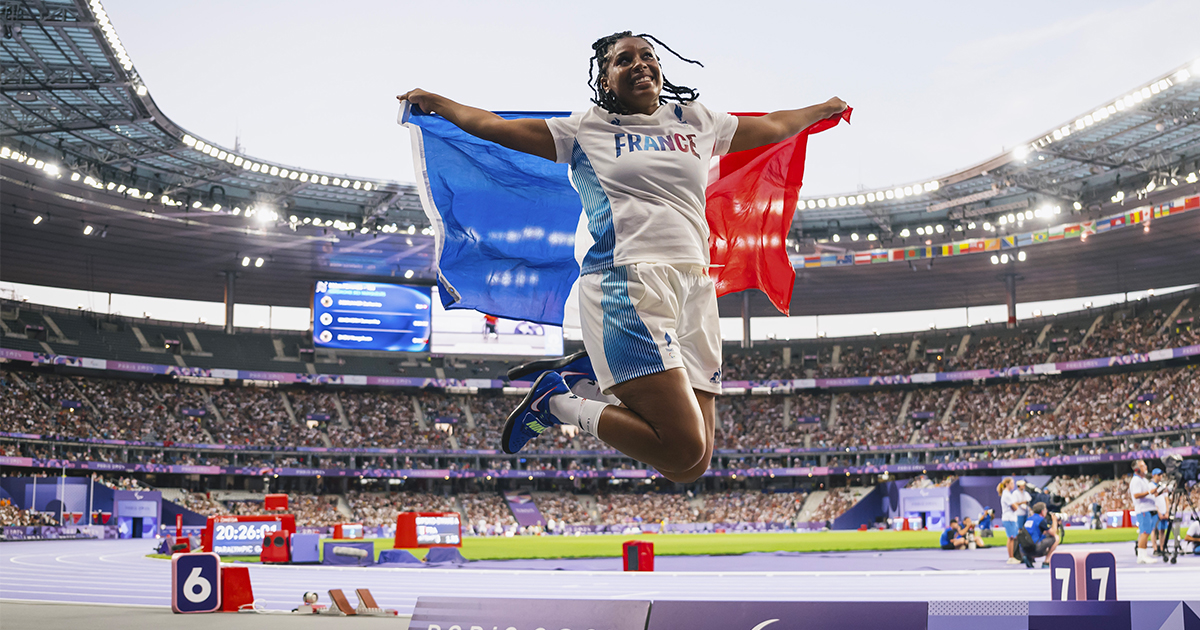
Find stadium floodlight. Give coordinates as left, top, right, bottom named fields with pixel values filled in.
left=408, top=225, right=416, bottom=234
left=404, top=269, right=414, bottom=279
left=1024, top=210, right=1033, bottom=220
left=1013, top=145, right=1030, bottom=160
left=255, top=258, right=264, bottom=268
left=850, top=233, right=859, bottom=241
left=990, top=255, right=999, bottom=265
left=831, top=234, right=841, bottom=242
left=33, top=215, right=43, bottom=225
left=916, top=227, right=925, bottom=235
left=241, top=257, right=251, bottom=267
left=303, top=217, right=312, bottom=224
left=982, top=222, right=992, bottom=231
left=899, top=228, right=910, bottom=238
left=1017, top=250, right=1027, bottom=262
left=1073, top=201, right=1082, bottom=210
left=83, top=224, right=94, bottom=235
left=867, top=234, right=877, bottom=241
left=934, top=224, right=944, bottom=234
left=1000, top=253, right=1009, bottom=264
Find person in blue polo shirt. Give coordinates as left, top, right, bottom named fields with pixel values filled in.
left=1019, top=502, right=1060, bottom=568
left=941, top=517, right=966, bottom=550
left=978, top=507, right=995, bottom=538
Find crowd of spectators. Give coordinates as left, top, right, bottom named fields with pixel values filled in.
left=346, top=490, right=456, bottom=526
left=0, top=501, right=58, bottom=526
left=807, top=487, right=858, bottom=524
left=334, top=391, right=427, bottom=449
left=594, top=491, right=698, bottom=525
left=1045, top=475, right=1100, bottom=503
left=459, top=492, right=518, bottom=536
left=701, top=490, right=806, bottom=524
left=208, top=386, right=296, bottom=446
left=537, top=492, right=594, bottom=526
left=73, top=377, right=205, bottom=443
left=1064, top=477, right=1131, bottom=516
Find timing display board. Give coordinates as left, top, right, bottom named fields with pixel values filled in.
left=313, top=280, right=431, bottom=352
left=202, top=514, right=297, bottom=555
left=395, top=512, right=462, bottom=548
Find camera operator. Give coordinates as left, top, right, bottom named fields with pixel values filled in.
left=978, top=507, right=995, bottom=538
left=1130, top=459, right=1164, bottom=564
left=940, top=517, right=967, bottom=550
left=1018, top=501, right=1060, bottom=568
left=961, top=516, right=988, bottom=549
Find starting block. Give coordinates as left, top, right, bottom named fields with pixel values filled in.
left=1049, top=550, right=1117, bottom=601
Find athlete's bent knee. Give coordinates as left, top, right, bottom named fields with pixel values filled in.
left=662, top=459, right=709, bottom=484
left=663, top=434, right=705, bottom=473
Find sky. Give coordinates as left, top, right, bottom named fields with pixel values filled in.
left=104, top=0, right=1200, bottom=197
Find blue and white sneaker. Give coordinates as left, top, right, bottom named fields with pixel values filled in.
left=506, top=350, right=595, bottom=388
left=501, top=370, right=570, bottom=454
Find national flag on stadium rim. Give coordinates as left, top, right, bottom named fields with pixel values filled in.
left=820, top=254, right=838, bottom=266
left=854, top=252, right=872, bottom=265
left=836, top=253, right=855, bottom=266
left=1017, top=233, right=1033, bottom=247
left=1031, top=230, right=1049, bottom=243
left=403, top=102, right=851, bottom=321
left=1000, top=235, right=1016, bottom=249
left=955, top=242, right=970, bottom=254
left=1125, top=209, right=1142, bottom=224
left=890, top=249, right=905, bottom=262
left=1109, top=216, right=1125, bottom=229
left=1185, top=195, right=1200, bottom=210
left=870, top=250, right=889, bottom=263
left=1064, top=224, right=1082, bottom=238
left=1081, top=221, right=1096, bottom=235
left=939, top=244, right=952, bottom=257
left=983, top=238, right=1000, bottom=251
left=804, top=255, right=822, bottom=268
left=904, top=247, right=923, bottom=260
left=1153, top=205, right=1164, bottom=219
left=1048, top=225, right=1065, bottom=241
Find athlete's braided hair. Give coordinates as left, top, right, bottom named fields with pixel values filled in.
left=588, top=31, right=703, bottom=115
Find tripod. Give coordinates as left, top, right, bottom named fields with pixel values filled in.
left=1156, top=481, right=1199, bottom=565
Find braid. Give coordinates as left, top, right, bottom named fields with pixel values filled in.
left=588, top=31, right=703, bottom=114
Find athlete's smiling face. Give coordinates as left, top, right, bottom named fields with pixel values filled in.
left=601, top=37, right=661, bottom=115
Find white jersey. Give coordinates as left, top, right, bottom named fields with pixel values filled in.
left=1000, top=489, right=1017, bottom=522
left=1129, top=474, right=1156, bottom=514
left=547, top=102, right=739, bottom=274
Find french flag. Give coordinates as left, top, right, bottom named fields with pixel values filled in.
left=402, top=103, right=850, bottom=324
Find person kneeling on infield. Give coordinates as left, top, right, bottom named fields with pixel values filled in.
left=1016, top=502, right=1060, bottom=568
left=940, top=517, right=967, bottom=550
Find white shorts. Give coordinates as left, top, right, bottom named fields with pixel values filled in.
left=578, top=262, right=722, bottom=395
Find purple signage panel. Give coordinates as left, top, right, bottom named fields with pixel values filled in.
left=503, top=491, right=546, bottom=528
left=647, top=601, right=926, bottom=630
left=409, top=597, right=650, bottom=630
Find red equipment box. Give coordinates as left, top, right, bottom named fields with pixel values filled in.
left=623, top=540, right=654, bottom=571
left=263, top=493, right=289, bottom=511
left=333, top=523, right=364, bottom=539
left=260, top=530, right=290, bottom=563
left=394, top=512, right=462, bottom=548
left=202, top=514, right=297, bottom=555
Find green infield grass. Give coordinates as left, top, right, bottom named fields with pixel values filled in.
left=151, top=527, right=1139, bottom=562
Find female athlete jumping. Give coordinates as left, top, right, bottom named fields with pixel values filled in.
left=399, top=31, right=846, bottom=483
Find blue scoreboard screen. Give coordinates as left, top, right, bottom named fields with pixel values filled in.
left=313, top=281, right=432, bottom=352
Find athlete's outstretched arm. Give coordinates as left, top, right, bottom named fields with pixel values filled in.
left=398, top=89, right=556, bottom=162
left=728, top=96, right=848, bottom=153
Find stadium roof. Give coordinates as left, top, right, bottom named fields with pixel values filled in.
left=2, top=0, right=1198, bottom=317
